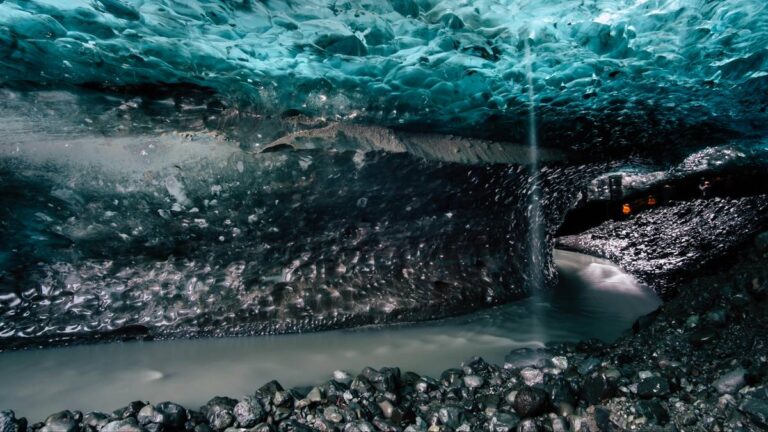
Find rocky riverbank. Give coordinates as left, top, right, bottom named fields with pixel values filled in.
left=1, top=232, right=767, bottom=431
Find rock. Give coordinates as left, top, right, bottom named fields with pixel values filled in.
left=249, top=424, right=273, bottom=432
left=739, top=397, right=768, bottom=428
left=343, top=421, right=376, bottom=432
left=323, top=406, right=344, bottom=424
left=713, top=368, right=747, bottom=394
left=102, top=418, right=146, bottom=432
left=233, top=397, right=265, bottom=428
left=637, top=376, right=670, bottom=399
left=333, top=370, right=353, bottom=384
left=83, top=412, right=110, bottom=430
left=364, top=367, right=399, bottom=393
left=156, top=402, right=186, bottom=428
left=256, top=381, right=284, bottom=398
left=306, top=387, right=323, bottom=403
left=520, top=368, right=543, bottom=386
left=415, top=377, right=438, bottom=393
left=462, top=356, right=492, bottom=376
left=550, top=416, right=569, bottom=432
left=589, top=406, right=612, bottom=432
left=113, top=402, right=146, bottom=420
left=463, top=375, right=484, bottom=389
left=580, top=373, right=615, bottom=405
left=202, top=397, right=238, bottom=430
left=41, top=411, right=78, bottom=432
left=487, top=412, right=519, bottom=431
left=552, top=357, right=569, bottom=370
left=437, top=406, right=463, bottom=429
left=513, top=387, right=549, bottom=418
left=516, top=418, right=540, bottom=432
left=577, top=358, right=600, bottom=376
left=0, top=411, right=24, bottom=432
left=636, top=400, right=669, bottom=425
left=137, top=405, right=160, bottom=425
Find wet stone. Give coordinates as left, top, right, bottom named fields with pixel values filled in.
left=713, top=368, right=747, bottom=394
left=738, top=397, right=768, bottom=428
left=463, top=375, right=484, bottom=389
left=516, top=418, right=540, bottom=432
left=0, top=411, right=24, bottom=432
left=202, top=397, right=238, bottom=431
left=114, top=402, right=147, bottom=420
left=437, top=406, right=463, bottom=429
left=487, top=412, right=520, bottom=431
left=580, top=373, right=615, bottom=406
left=256, top=381, right=284, bottom=399
left=513, top=387, right=549, bottom=418
left=233, top=397, right=265, bottom=428
left=84, top=412, right=110, bottom=430
left=636, top=400, right=669, bottom=425
left=333, top=370, right=353, bottom=385
left=637, top=376, right=670, bottom=399
left=41, top=411, right=78, bottom=432
left=324, top=406, right=343, bottom=423
left=520, top=368, right=544, bottom=387
left=102, top=418, right=146, bottom=432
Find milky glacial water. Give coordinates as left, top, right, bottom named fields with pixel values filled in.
left=0, top=250, right=660, bottom=421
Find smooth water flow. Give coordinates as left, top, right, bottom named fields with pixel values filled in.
left=0, top=251, right=660, bottom=421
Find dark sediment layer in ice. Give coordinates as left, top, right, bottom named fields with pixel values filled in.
left=557, top=195, right=768, bottom=296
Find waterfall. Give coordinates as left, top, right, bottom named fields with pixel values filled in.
left=524, top=37, right=544, bottom=292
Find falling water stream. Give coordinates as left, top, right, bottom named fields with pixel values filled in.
left=0, top=251, right=661, bottom=421
left=524, top=37, right=546, bottom=338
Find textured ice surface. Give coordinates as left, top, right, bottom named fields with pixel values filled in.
left=0, top=93, right=609, bottom=345
left=1, top=0, right=768, bottom=346
left=1, top=0, right=767, bottom=148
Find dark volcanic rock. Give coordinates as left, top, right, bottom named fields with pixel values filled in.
left=486, top=412, right=520, bottom=431
left=739, top=397, right=768, bottom=428
left=102, top=418, right=146, bottom=432
left=636, top=400, right=669, bottom=425
left=580, top=373, right=616, bottom=406
left=0, top=411, right=25, bottom=432
left=513, top=387, right=549, bottom=418
left=233, top=397, right=266, bottom=428
left=637, top=376, right=670, bottom=399
left=114, top=401, right=147, bottom=420
left=41, top=411, right=78, bottom=432
left=201, top=397, right=238, bottom=430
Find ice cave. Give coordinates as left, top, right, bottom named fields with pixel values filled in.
left=0, top=0, right=767, bottom=430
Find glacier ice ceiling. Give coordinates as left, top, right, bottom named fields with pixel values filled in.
left=1, top=0, right=767, bottom=146
left=0, top=0, right=768, bottom=347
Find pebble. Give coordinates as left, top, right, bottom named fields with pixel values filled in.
left=520, top=367, right=544, bottom=386
left=713, top=368, right=747, bottom=394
